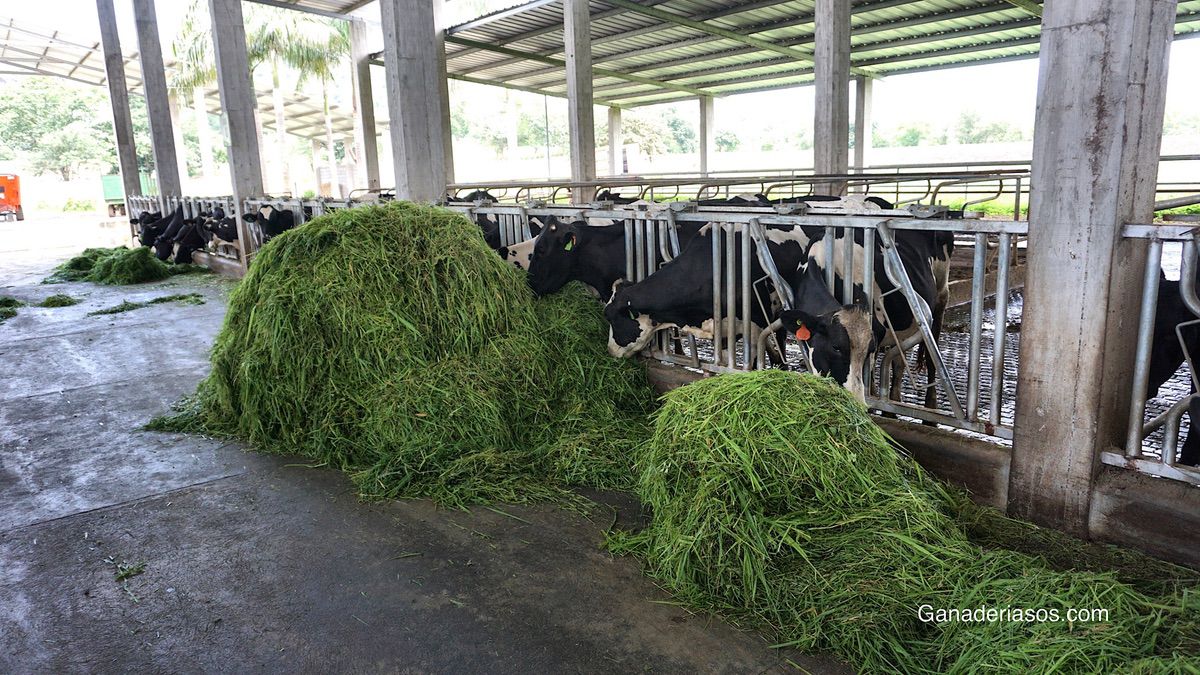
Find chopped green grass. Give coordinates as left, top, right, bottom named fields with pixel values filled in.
left=89, top=293, right=205, bottom=316
left=0, top=296, right=23, bottom=322
left=37, top=293, right=79, bottom=308
left=609, top=370, right=1200, bottom=674
left=44, top=247, right=205, bottom=285
left=150, top=201, right=1200, bottom=673
left=148, top=201, right=655, bottom=507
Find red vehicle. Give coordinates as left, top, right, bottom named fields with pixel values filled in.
left=0, top=174, right=23, bottom=221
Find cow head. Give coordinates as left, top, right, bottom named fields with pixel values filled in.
left=528, top=216, right=586, bottom=297
left=785, top=263, right=877, bottom=402
left=604, top=280, right=657, bottom=358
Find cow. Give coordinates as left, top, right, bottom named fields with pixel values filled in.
left=243, top=205, right=296, bottom=242
left=492, top=217, right=546, bottom=270
left=152, top=208, right=187, bottom=260
left=133, top=210, right=166, bottom=247
left=204, top=215, right=239, bottom=243
left=603, top=220, right=820, bottom=365
left=1147, top=271, right=1200, bottom=466
left=173, top=219, right=208, bottom=264
left=526, top=215, right=713, bottom=301
left=779, top=226, right=953, bottom=404
left=595, top=190, right=643, bottom=205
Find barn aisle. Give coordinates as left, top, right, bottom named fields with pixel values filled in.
left=0, top=249, right=848, bottom=674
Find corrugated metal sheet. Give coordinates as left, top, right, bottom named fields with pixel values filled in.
left=446, top=0, right=1200, bottom=107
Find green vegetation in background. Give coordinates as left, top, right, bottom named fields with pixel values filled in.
left=44, top=247, right=205, bottom=285
left=37, top=294, right=79, bottom=308
left=611, top=370, right=1199, bottom=673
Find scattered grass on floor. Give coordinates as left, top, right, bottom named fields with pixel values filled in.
left=37, top=293, right=80, bottom=308
left=44, top=246, right=205, bottom=285
left=0, top=295, right=23, bottom=322
left=88, top=293, right=205, bottom=316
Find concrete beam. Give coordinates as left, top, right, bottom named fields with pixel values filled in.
left=209, top=0, right=264, bottom=266
left=853, top=74, right=872, bottom=172
left=699, top=95, right=714, bottom=177
left=1010, top=0, right=1176, bottom=534
left=349, top=19, right=380, bottom=190
left=564, top=0, right=596, bottom=202
left=96, top=0, right=140, bottom=204
left=813, top=0, right=850, bottom=196
left=434, top=0, right=456, bottom=184
left=380, top=0, right=448, bottom=201
left=607, top=106, right=622, bottom=176
left=132, top=0, right=181, bottom=200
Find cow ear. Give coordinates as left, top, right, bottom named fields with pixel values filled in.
left=563, top=233, right=577, bottom=251
left=528, top=218, right=543, bottom=237
left=781, top=308, right=827, bottom=335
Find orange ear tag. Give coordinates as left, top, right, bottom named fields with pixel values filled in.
left=795, top=325, right=812, bottom=341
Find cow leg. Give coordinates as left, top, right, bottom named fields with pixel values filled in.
left=920, top=303, right=946, bottom=426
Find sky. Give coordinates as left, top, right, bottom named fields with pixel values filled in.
left=3, top=0, right=1199, bottom=169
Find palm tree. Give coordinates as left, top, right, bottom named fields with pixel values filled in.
left=271, top=17, right=350, bottom=197
left=170, top=2, right=217, bottom=177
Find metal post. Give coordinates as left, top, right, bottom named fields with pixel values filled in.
left=133, top=0, right=182, bottom=200
left=350, top=19, right=381, bottom=190
left=966, top=233, right=987, bottom=422
left=1009, top=0, right=1176, bottom=532
left=96, top=0, right=140, bottom=209
left=711, top=226, right=723, bottom=363
left=741, top=224, right=752, bottom=369
left=990, top=233, right=1011, bottom=424
left=564, top=0, right=596, bottom=203
left=1125, top=239, right=1163, bottom=458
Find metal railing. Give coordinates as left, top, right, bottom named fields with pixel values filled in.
left=447, top=199, right=1025, bottom=441
left=1108, top=221, right=1200, bottom=486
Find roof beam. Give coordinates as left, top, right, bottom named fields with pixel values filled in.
left=602, top=0, right=872, bottom=77
left=445, top=34, right=721, bottom=97
left=1001, top=0, right=1042, bottom=18
left=242, top=0, right=355, bottom=21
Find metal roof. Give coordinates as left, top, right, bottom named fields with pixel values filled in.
left=242, top=0, right=374, bottom=20
left=0, top=19, right=363, bottom=141
left=444, top=0, right=1200, bottom=108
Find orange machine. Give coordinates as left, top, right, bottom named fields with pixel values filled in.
left=0, top=174, right=22, bottom=221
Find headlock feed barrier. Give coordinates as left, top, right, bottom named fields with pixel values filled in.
left=447, top=196, right=1023, bottom=443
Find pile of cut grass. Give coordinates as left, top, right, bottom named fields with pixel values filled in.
left=610, top=370, right=1200, bottom=674
left=38, top=294, right=79, bottom=308
left=89, top=293, right=205, bottom=316
left=0, top=295, right=23, bottom=322
left=45, top=247, right=203, bottom=285
left=150, top=201, right=654, bottom=506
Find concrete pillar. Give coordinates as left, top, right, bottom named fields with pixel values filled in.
left=1009, top=0, right=1176, bottom=534
left=813, top=0, right=850, bottom=196
left=563, top=0, right=596, bottom=203
left=607, top=106, right=622, bottom=176
left=433, top=0, right=456, bottom=185
left=349, top=19, right=381, bottom=191
left=133, top=0, right=182, bottom=199
left=380, top=0, right=448, bottom=202
left=209, top=0, right=264, bottom=264
left=853, top=75, right=872, bottom=172
left=699, top=95, right=714, bottom=177
left=96, top=0, right=140, bottom=204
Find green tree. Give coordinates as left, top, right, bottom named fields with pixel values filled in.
left=715, top=130, right=740, bottom=152
left=0, top=77, right=119, bottom=180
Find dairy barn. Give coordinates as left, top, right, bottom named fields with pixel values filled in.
left=2, top=0, right=1200, bottom=672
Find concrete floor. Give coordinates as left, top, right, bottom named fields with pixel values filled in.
left=0, top=221, right=848, bottom=673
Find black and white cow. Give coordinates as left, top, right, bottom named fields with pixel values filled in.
left=133, top=210, right=167, bottom=248
left=780, top=226, right=953, bottom=404
left=603, top=221, right=819, bottom=364
left=493, top=217, right=546, bottom=270
left=243, top=205, right=296, bottom=242
left=152, top=208, right=188, bottom=260
left=1147, top=271, right=1200, bottom=466
left=204, top=216, right=239, bottom=243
